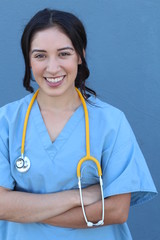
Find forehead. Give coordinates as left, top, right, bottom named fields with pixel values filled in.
left=30, top=27, right=73, bottom=49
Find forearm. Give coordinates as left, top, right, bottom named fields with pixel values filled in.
left=0, top=187, right=79, bottom=223
left=0, top=184, right=101, bottom=223
left=43, top=193, right=131, bottom=228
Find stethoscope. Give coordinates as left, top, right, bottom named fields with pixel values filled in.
left=15, top=88, right=104, bottom=227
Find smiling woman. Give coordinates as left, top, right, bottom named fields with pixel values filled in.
left=0, top=8, right=157, bottom=240
left=30, top=27, right=81, bottom=100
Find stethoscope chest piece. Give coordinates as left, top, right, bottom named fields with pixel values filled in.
left=15, top=156, right=30, bottom=173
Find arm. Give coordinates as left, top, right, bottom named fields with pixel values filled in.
left=0, top=186, right=79, bottom=223
left=42, top=193, right=131, bottom=228
left=0, top=184, right=101, bottom=223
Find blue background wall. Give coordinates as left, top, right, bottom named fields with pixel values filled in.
left=0, top=0, right=159, bottom=239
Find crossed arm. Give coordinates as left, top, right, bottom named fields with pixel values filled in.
left=0, top=185, right=131, bottom=228
left=43, top=193, right=131, bottom=228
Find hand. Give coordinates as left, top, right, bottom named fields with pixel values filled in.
left=82, top=184, right=102, bottom=206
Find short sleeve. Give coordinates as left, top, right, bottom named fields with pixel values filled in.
left=102, top=113, right=157, bottom=206
left=0, top=112, right=15, bottom=189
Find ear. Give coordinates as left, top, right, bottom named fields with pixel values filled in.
left=78, top=49, right=86, bottom=64
left=78, top=57, right=82, bottom=65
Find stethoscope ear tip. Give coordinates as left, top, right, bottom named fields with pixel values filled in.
left=87, top=222, right=93, bottom=227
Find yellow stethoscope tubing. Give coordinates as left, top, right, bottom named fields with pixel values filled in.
left=75, top=88, right=102, bottom=178
left=21, top=87, right=102, bottom=178
left=20, top=87, right=104, bottom=227
left=21, top=89, right=39, bottom=157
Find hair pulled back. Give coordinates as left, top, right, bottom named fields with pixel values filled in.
left=21, top=8, right=96, bottom=98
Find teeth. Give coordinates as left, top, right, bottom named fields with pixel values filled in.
left=46, top=76, right=64, bottom=83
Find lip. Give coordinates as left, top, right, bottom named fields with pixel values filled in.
left=44, top=75, right=65, bottom=88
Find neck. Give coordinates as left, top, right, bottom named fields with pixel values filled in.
left=36, top=87, right=81, bottom=112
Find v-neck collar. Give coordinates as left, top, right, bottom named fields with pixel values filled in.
left=31, top=98, right=84, bottom=161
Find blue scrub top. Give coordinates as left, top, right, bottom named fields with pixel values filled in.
left=0, top=93, right=157, bottom=240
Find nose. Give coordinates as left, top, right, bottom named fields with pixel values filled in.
left=46, top=57, right=60, bottom=74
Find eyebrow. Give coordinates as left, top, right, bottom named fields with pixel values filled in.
left=31, top=49, right=46, bottom=54
left=57, top=47, right=74, bottom=51
left=31, top=47, right=74, bottom=54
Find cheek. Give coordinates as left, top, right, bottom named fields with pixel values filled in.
left=65, top=60, right=79, bottom=75
left=31, top=61, right=44, bottom=76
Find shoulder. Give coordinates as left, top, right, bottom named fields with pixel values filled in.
left=87, top=95, right=125, bottom=126
left=0, top=94, right=33, bottom=126
left=0, top=94, right=34, bottom=153
left=87, top=95, right=133, bottom=146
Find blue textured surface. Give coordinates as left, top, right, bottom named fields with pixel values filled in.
left=0, top=0, right=159, bottom=239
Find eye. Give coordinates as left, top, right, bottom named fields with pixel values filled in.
left=59, top=52, right=71, bottom=57
left=34, top=54, right=46, bottom=60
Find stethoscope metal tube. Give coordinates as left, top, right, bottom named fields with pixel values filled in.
left=78, top=175, right=104, bottom=227
left=15, top=88, right=104, bottom=226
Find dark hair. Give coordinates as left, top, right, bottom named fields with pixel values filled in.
left=21, top=8, right=96, bottom=99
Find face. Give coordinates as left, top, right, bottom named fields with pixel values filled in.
left=30, top=27, right=81, bottom=98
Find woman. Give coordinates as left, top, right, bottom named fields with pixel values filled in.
left=0, top=8, right=157, bottom=239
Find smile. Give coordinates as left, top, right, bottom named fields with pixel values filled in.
left=45, top=76, right=65, bottom=83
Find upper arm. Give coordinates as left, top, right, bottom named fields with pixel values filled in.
left=102, top=112, right=157, bottom=207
